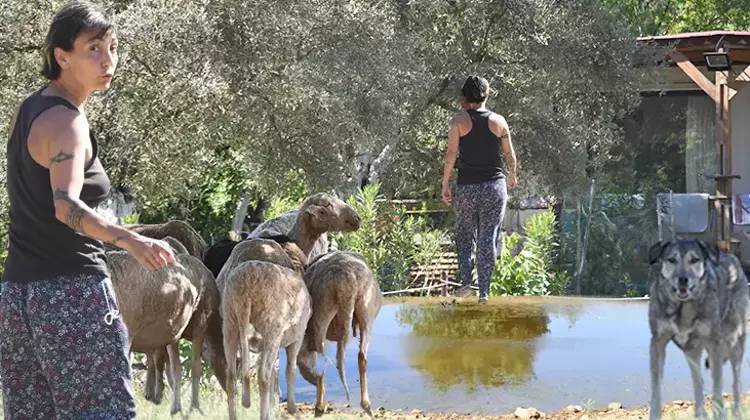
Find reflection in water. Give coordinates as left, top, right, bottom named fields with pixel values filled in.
left=396, top=303, right=550, bottom=392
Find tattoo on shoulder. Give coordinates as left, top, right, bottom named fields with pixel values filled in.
left=52, top=189, right=86, bottom=233
left=49, top=150, right=75, bottom=165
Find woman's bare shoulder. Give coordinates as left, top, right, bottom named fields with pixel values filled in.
left=32, top=104, right=87, bottom=141
left=450, top=110, right=471, bottom=127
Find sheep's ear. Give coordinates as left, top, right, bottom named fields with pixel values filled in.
left=305, top=204, right=329, bottom=221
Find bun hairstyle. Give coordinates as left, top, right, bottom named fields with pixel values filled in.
left=461, top=75, right=490, bottom=104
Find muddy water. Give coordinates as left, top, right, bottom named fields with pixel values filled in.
left=281, top=297, right=750, bottom=415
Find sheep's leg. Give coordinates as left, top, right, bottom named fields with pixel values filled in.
left=144, top=352, right=157, bottom=403
left=311, top=306, right=338, bottom=417
left=311, top=305, right=338, bottom=355
left=286, top=339, right=303, bottom=414
left=258, top=344, right=281, bottom=420
left=154, top=347, right=169, bottom=405
left=223, top=319, right=240, bottom=420
left=358, top=328, right=373, bottom=417
left=335, top=306, right=354, bottom=404
left=273, top=356, right=280, bottom=404
left=166, top=341, right=183, bottom=415
left=241, top=373, right=253, bottom=408
left=240, top=334, right=255, bottom=409
left=190, top=330, right=207, bottom=414
left=314, top=371, right=326, bottom=417
left=355, top=303, right=374, bottom=417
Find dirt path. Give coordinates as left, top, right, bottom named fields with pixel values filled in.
left=290, top=394, right=750, bottom=419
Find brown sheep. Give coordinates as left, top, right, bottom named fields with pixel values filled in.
left=107, top=239, right=215, bottom=414
left=205, top=192, right=360, bottom=281
left=215, top=238, right=307, bottom=299
left=221, top=260, right=312, bottom=420
left=130, top=231, right=224, bottom=411
left=297, top=251, right=382, bottom=417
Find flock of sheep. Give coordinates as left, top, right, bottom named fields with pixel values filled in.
left=106, top=193, right=383, bottom=420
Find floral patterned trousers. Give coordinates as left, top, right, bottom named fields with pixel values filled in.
left=455, top=178, right=508, bottom=299
left=0, top=274, right=135, bottom=419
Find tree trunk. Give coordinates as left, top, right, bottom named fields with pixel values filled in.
left=574, top=178, right=596, bottom=294
left=230, top=191, right=251, bottom=236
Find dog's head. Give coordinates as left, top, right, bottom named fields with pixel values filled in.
left=648, top=240, right=718, bottom=301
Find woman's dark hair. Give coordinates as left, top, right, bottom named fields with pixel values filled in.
left=461, top=75, right=490, bottom=104
left=42, top=1, right=115, bottom=80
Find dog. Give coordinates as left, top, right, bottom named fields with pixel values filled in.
left=648, top=239, right=749, bottom=419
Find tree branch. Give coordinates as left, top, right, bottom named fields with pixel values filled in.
left=130, top=53, right=159, bottom=78
left=0, top=44, right=41, bottom=54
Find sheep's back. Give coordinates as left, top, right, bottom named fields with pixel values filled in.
left=222, top=260, right=310, bottom=346
left=107, top=252, right=200, bottom=350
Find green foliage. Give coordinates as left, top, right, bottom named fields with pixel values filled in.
left=138, top=147, right=254, bottom=242
left=336, top=183, right=447, bottom=291
left=490, top=210, right=567, bottom=296
left=559, top=194, right=652, bottom=297
left=0, top=1, right=641, bottom=276
left=600, top=0, right=750, bottom=36
left=262, top=170, right=310, bottom=220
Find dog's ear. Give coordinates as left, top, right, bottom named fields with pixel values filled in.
left=697, top=240, right=719, bottom=265
left=648, top=241, right=670, bottom=265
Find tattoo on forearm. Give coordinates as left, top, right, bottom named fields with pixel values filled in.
left=106, top=235, right=130, bottom=248
left=53, top=189, right=87, bottom=233
left=49, top=150, right=74, bottom=165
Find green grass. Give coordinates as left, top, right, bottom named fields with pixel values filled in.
left=133, top=378, right=362, bottom=420
left=134, top=385, right=254, bottom=420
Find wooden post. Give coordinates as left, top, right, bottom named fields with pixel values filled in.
left=715, top=58, right=735, bottom=252
left=670, top=48, right=740, bottom=255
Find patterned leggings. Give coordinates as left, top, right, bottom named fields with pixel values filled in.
left=455, top=178, right=508, bottom=299
left=0, top=274, right=135, bottom=420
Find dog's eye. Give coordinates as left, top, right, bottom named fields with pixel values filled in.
left=689, top=257, right=701, bottom=264
left=667, top=257, right=677, bottom=264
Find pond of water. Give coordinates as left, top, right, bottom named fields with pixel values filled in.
left=280, top=297, right=750, bottom=415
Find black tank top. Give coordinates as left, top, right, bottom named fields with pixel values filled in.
left=3, top=88, right=111, bottom=282
left=457, top=109, right=504, bottom=185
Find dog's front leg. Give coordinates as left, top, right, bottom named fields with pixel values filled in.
left=708, top=346, right=726, bottom=420
left=650, top=335, right=670, bottom=420
left=730, top=337, right=745, bottom=419
left=684, top=347, right=706, bottom=418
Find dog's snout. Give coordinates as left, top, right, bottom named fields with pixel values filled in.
left=678, top=277, right=688, bottom=288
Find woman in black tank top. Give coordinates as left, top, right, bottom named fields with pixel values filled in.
left=1, top=3, right=175, bottom=418
left=441, top=76, right=518, bottom=303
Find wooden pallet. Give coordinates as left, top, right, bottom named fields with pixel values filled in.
left=401, top=251, right=460, bottom=296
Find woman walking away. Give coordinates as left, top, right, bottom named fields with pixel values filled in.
left=441, top=75, right=517, bottom=304
left=1, top=2, right=175, bottom=418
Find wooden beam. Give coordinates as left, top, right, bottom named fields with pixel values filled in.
left=669, top=48, right=750, bottom=65
left=670, top=50, right=719, bottom=102
left=734, top=64, right=750, bottom=82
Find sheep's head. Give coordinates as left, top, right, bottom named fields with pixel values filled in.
left=300, top=193, right=360, bottom=233
left=203, top=313, right=228, bottom=391
left=296, top=347, right=318, bottom=385
left=162, top=236, right=189, bottom=255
